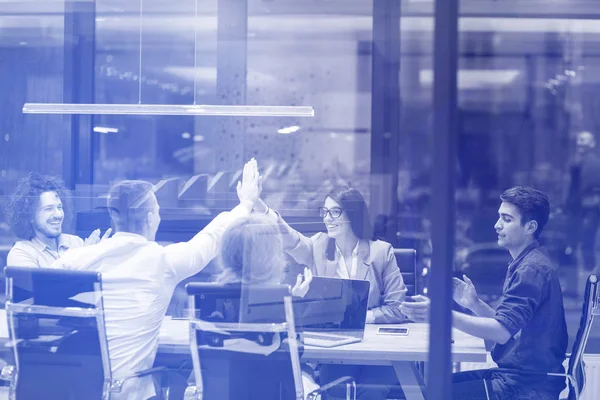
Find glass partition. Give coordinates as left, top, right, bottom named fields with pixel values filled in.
left=454, top=1, right=600, bottom=358
left=2, top=0, right=600, bottom=398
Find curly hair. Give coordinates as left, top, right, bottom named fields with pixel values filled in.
left=5, top=172, right=71, bottom=240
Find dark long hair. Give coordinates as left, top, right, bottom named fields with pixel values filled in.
left=325, top=185, right=373, bottom=260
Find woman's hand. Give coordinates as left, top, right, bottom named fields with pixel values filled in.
left=291, top=268, right=313, bottom=298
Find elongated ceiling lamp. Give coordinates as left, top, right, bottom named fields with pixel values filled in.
left=22, top=103, right=315, bottom=117
left=23, top=0, right=314, bottom=118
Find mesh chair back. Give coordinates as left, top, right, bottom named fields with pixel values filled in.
left=186, top=282, right=303, bottom=400
left=4, top=266, right=111, bottom=400
left=394, top=249, right=417, bottom=296
left=566, top=274, right=598, bottom=400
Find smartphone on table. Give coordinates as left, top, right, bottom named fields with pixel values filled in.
left=377, top=327, right=409, bottom=336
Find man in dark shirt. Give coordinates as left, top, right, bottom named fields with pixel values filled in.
left=401, top=186, right=568, bottom=399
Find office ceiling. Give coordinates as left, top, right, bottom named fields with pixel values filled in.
left=2, top=0, right=600, bottom=108
left=1, top=0, right=600, bottom=17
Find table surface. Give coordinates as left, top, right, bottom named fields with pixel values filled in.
left=0, top=309, right=486, bottom=363
left=158, top=317, right=488, bottom=363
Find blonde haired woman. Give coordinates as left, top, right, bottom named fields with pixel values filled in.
left=218, top=214, right=312, bottom=297
left=217, top=214, right=317, bottom=398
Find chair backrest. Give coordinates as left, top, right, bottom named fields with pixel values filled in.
left=460, top=244, right=512, bottom=302
left=566, top=274, right=599, bottom=399
left=394, top=249, right=417, bottom=297
left=185, top=282, right=304, bottom=400
left=4, top=266, right=111, bottom=400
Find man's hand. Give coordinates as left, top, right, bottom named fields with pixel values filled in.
left=399, top=295, right=430, bottom=323
left=236, top=158, right=261, bottom=212
left=291, top=268, right=313, bottom=298
left=84, top=228, right=112, bottom=246
left=453, top=275, right=479, bottom=310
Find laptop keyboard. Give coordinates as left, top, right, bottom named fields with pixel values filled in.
left=303, top=332, right=347, bottom=341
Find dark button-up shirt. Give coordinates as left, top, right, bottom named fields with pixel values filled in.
left=490, top=241, right=568, bottom=399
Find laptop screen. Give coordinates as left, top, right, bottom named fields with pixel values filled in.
left=293, top=277, right=370, bottom=337
left=238, top=277, right=370, bottom=338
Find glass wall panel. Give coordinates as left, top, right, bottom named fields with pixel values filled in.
left=0, top=1, right=68, bottom=261
left=12, top=0, right=600, bottom=397
left=1, top=2, right=439, bottom=396
left=450, top=1, right=600, bottom=391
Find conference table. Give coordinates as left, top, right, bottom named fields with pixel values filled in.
left=0, top=310, right=486, bottom=400
left=158, top=317, right=487, bottom=400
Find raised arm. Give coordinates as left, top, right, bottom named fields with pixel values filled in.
left=253, top=197, right=316, bottom=269
left=164, top=159, right=260, bottom=280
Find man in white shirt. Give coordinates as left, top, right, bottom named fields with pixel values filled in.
left=52, top=159, right=261, bottom=399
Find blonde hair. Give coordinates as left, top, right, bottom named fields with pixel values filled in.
left=219, top=214, right=285, bottom=285
left=107, top=180, right=156, bottom=234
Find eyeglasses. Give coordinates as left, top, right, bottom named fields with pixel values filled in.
left=318, top=207, right=344, bottom=219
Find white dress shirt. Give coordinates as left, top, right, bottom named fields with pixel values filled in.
left=52, top=205, right=249, bottom=400
left=334, top=240, right=360, bottom=279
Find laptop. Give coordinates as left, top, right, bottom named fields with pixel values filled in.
left=294, top=277, right=370, bottom=348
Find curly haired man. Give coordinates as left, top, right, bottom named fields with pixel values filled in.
left=5, top=172, right=108, bottom=267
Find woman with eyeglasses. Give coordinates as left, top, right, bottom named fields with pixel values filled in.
left=255, top=184, right=406, bottom=400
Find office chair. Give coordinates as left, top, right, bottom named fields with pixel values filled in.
left=393, top=249, right=418, bottom=297
left=481, top=274, right=599, bottom=400
left=459, top=243, right=511, bottom=303
left=1, top=266, right=171, bottom=400
left=183, top=282, right=356, bottom=400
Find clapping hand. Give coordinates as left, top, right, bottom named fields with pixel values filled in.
left=452, top=275, right=479, bottom=310
left=236, top=158, right=262, bottom=212
left=291, top=268, right=313, bottom=298
left=84, top=228, right=112, bottom=246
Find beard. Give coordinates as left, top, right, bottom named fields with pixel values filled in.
left=33, top=221, right=63, bottom=239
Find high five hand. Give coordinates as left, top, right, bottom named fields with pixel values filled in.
left=236, top=158, right=261, bottom=211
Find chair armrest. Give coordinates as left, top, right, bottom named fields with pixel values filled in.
left=183, top=385, right=201, bottom=400
left=485, top=368, right=567, bottom=378
left=110, top=366, right=169, bottom=393
left=306, top=376, right=355, bottom=400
